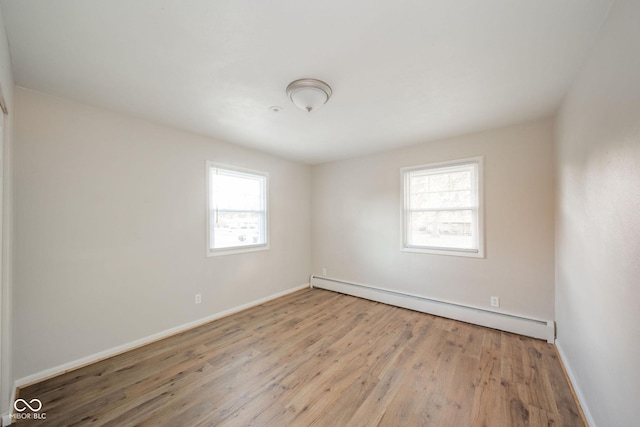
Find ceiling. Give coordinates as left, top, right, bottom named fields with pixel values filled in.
left=1, top=0, right=614, bottom=164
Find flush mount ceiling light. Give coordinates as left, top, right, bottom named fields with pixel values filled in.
left=286, top=78, right=332, bottom=112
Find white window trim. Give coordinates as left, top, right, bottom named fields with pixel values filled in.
left=401, top=156, right=485, bottom=258
left=206, top=161, right=270, bottom=257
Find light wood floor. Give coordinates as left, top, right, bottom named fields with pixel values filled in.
left=15, top=288, right=584, bottom=426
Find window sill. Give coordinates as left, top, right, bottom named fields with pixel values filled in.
left=402, top=246, right=484, bottom=258
left=208, top=244, right=270, bottom=257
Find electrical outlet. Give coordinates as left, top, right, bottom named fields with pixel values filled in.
left=490, top=296, right=500, bottom=307
left=322, top=268, right=327, bottom=276
left=195, top=293, right=202, bottom=304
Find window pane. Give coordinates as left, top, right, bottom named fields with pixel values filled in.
left=409, top=169, right=474, bottom=209
left=407, top=210, right=474, bottom=249
left=427, top=173, right=450, bottom=192
left=450, top=171, right=471, bottom=190
left=414, top=189, right=472, bottom=209
left=210, top=211, right=265, bottom=249
left=211, top=173, right=264, bottom=211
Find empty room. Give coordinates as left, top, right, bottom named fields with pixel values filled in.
left=0, top=0, right=638, bottom=426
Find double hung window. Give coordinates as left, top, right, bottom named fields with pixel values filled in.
left=402, top=157, right=484, bottom=257
left=207, top=163, right=268, bottom=256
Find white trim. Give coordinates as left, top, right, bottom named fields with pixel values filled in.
left=205, top=161, right=270, bottom=257
left=13, top=283, right=309, bottom=389
left=1, top=387, right=15, bottom=426
left=555, top=340, right=596, bottom=427
left=1, top=383, right=13, bottom=425
left=311, top=276, right=554, bottom=342
left=208, top=244, right=269, bottom=257
left=2, top=413, right=12, bottom=426
left=400, top=156, right=485, bottom=258
left=0, top=95, right=12, bottom=426
left=401, top=246, right=482, bottom=258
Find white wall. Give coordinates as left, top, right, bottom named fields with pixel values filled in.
left=13, top=88, right=311, bottom=380
left=555, top=0, right=640, bottom=425
left=0, top=2, right=14, bottom=419
left=312, top=119, right=555, bottom=321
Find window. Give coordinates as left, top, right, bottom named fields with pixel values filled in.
left=402, top=157, right=484, bottom=257
left=207, top=162, right=268, bottom=256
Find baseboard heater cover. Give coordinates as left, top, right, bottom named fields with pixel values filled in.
left=311, top=276, right=555, bottom=343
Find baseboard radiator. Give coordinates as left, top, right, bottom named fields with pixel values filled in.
left=310, top=276, right=555, bottom=343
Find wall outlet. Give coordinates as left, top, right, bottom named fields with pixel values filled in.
left=195, top=293, right=202, bottom=304
left=490, top=296, right=500, bottom=307
left=322, top=268, right=327, bottom=276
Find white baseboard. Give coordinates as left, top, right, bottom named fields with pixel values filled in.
left=311, top=276, right=555, bottom=342
left=1, top=386, right=15, bottom=426
left=0, top=384, right=13, bottom=425
left=13, top=283, right=310, bottom=391
left=555, top=340, right=595, bottom=427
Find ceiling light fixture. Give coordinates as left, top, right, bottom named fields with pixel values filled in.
left=286, top=78, right=332, bottom=112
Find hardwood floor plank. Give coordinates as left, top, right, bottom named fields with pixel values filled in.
left=345, top=356, right=409, bottom=427
left=14, top=289, right=584, bottom=426
left=436, top=354, right=479, bottom=427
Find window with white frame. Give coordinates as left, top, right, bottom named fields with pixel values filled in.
left=207, top=163, right=268, bottom=256
left=402, top=157, right=484, bottom=257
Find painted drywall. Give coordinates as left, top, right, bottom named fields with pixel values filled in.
left=312, top=119, right=555, bottom=321
left=12, top=88, right=311, bottom=380
left=555, top=0, right=640, bottom=425
left=0, top=2, right=14, bottom=419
